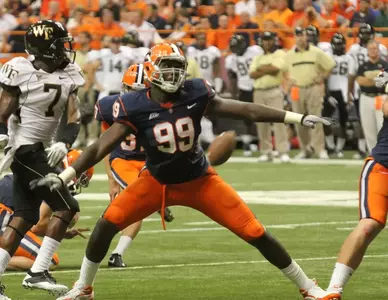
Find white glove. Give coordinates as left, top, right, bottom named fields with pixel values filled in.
left=301, top=115, right=332, bottom=128
left=29, top=173, right=64, bottom=191
left=45, top=142, right=68, bottom=167
left=0, top=134, right=8, bottom=149
left=327, top=96, right=338, bottom=107
left=374, top=70, right=388, bottom=88
left=214, top=77, right=223, bottom=94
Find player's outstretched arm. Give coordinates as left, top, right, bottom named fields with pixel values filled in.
left=30, top=122, right=134, bottom=191
left=206, top=95, right=331, bottom=128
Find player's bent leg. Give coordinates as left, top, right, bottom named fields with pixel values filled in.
left=182, top=172, right=340, bottom=300
left=59, top=174, right=163, bottom=300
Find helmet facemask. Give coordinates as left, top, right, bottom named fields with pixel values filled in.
left=148, top=57, right=187, bottom=93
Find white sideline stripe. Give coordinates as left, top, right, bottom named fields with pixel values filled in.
left=227, top=157, right=363, bottom=165
left=76, top=190, right=359, bottom=207
left=186, top=221, right=358, bottom=226
left=3, top=254, right=388, bottom=277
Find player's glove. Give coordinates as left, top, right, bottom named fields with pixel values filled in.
left=327, top=96, right=338, bottom=107
left=301, top=115, right=332, bottom=128
left=45, top=142, right=68, bottom=167
left=374, top=70, right=388, bottom=89
left=30, top=173, right=64, bottom=191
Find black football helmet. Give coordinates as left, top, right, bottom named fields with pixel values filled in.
left=331, top=33, right=346, bottom=55
left=306, top=25, right=320, bottom=45
left=229, top=34, right=247, bottom=56
left=122, top=30, right=143, bottom=47
left=25, top=20, right=75, bottom=69
left=358, top=23, right=374, bottom=46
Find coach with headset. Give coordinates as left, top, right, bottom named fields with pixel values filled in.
left=249, top=31, right=290, bottom=163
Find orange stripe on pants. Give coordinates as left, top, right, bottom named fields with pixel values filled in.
left=103, top=167, right=265, bottom=242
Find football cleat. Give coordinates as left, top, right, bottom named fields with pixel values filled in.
left=300, top=281, right=341, bottom=300
left=0, top=283, right=11, bottom=300
left=159, top=207, right=174, bottom=223
left=22, top=270, right=69, bottom=297
left=56, top=282, right=94, bottom=300
left=108, top=253, right=126, bottom=268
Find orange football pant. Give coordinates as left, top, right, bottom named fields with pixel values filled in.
left=359, top=157, right=388, bottom=225
left=104, top=167, right=265, bottom=242
left=110, top=158, right=145, bottom=188
left=14, top=231, right=59, bottom=265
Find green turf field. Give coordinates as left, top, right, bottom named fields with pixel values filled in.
left=4, top=155, right=388, bottom=300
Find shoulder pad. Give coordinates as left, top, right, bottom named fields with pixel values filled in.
left=95, top=94, right=120, bottom=123
left=64, top=63, right=85, bottom=89
left=0, top=57, right=34, bottom=91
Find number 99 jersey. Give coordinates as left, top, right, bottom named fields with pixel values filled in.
left=113, top=78, right=215, bottom=184
left=95, top=94, right=146, bottom=162
left=0, top=57, right=85, bottom=148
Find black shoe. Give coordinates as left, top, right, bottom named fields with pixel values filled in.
left=0, top=283, right=11, bottom=300
left=22, top=270, right=69, bottom=297
left=108, top=253, right=126, bottom=268
left=158, top=207, right=174, bottom=222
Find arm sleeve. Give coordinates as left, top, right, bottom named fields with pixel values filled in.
left=317, top=49, right=336, bottom=71
left=0, top=57, right=31, bottom=93
left=112, top=97, right=138, bottom=133
left=224, top=55, right=236, bottom=72
left=249, top=55, right=260, bottom=73
left=271, top=50, right=285, bottom=70
left=357, top=64, right=365, bottom=77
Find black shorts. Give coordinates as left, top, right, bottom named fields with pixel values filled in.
left=10, top=143, right=79, bottom=223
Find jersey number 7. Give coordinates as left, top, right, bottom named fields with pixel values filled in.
left=153, top=117, right=194, bottom=154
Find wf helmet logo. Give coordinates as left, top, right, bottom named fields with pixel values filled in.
left=32, top=25, right=54, bottom=40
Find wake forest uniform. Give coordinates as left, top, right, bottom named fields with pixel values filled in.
left=0, top=175, right=59, bottom=266
left=186, top=46, right=221, bottom=86
left=0, top=57, right=84, bottom=224
left=324, top=53, right=356, bottom=129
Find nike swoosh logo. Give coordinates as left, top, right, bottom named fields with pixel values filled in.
left=187, top=103, right=197, bottom=109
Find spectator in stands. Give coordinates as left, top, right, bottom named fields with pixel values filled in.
left=209, top=0, right=226, bottom=29
left=294, top=4, right=329, bottom=28
left=237, top=11, right=259, bottom=46
left=7, top=10, right=30, bottom=53
left=350, top=0, right=376, bottom=27
left=321, top=0, right=350, bottom=29
left=91, top=8, right=125, bottom=38
left=252, top=0, right=268, bottom=29
left=40, top=0, right=68, bottom=19
left=98, top=0, right=120, bottom=22
left=174, top=0, right=197, bottom=17
left=67, top=7, right=86, bottom=31
left=226, top=2, right=241, bottom=28
left=286, top=0, right=308, bottom=27
left=370, top=0, right=382, bottom=17
left=265, top=0, right=293, bottom=29
left=127, top=10, right=163, bottom=48
left=235, top=0, right=256, bottom=17
left=196, top=16, right=216, bottom=46
left=148, top=3, right=167, bottom=30
left=333, top=0, right=355, bottom=20
left=0, top=4, right=18, bottom=41
left=40, top=0, right=64, bottom=21
left=214, top=14, right=233, bottom=51
left=7, top=0, right=31, bottom=16
left=374, top=1, right=388, bottom=37
left=165, top=7, right=192, bottom=40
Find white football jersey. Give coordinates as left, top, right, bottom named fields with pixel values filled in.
left=186, top=46, right=221, bottom=85
left=0, top=57, right=85, bottom=149
left=225, top=45, right=263, bottom=91
left=328, top=54, right=355, bottom=100
left=97, top=49, right=133, bottom=94
left=348, top=43, right=388, bottom=72
left=120, top=46, right=149, bottom=64
left=318, top=42, right=332, bottom=55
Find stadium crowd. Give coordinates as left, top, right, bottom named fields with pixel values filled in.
left=0, top=0, right=387, bottom=161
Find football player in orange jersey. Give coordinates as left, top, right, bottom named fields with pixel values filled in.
left=34, top=43, right=338, bottom=300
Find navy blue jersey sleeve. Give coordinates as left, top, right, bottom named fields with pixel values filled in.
left=112, top=94, right=138, bottom=133
left=192, top=78, right=216, bottom=100
left=0, top=175, right=14, bottom=209
left=94, top=95, right=119, bottom=125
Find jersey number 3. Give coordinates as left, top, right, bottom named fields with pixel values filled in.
left=153, top=117, right=194, bottom=153
left=44, top=84, right=62, bottom=117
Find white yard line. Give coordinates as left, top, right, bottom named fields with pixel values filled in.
left=3, top=254, right=387, bottom=277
